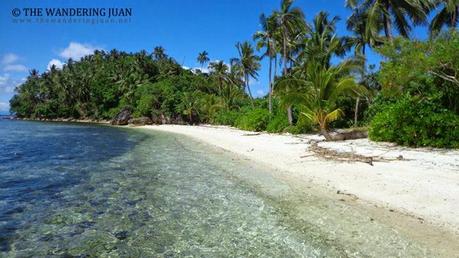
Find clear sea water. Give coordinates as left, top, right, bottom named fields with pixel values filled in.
left=0, top=120, right=453, bottom=257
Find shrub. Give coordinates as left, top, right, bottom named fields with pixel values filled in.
left=212, top=109, right=239, bottom=126
left=364, top=94, right=397, bottom=122
left=369, top=95, right=459, bottom=148
left=266, top=113, right=289, bottom=133
left=284, top=116, right=314, bottom=134
left=235, top=108, right=270, bottom=131
left=135, top=95, right=156, bottom=117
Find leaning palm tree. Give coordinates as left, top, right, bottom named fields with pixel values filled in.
left=347, top=0, right=431, bottom=40
left=430, top=0, right=459, bottom=37
left=235, top=41, right=261, bottom=100
left=275, top=59, right=367, bottom=140
left=273, top=0, right=307, bottom=124
left=254, top=13, right=277, bottom=113
left=197, top=51, right=210, bottom=69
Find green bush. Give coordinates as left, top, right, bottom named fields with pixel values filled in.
left=212, top=109, right=239, bottom=126
left=134, top=95, right=156, bottom=117
left=284, top=116, right=314, bottom=134
left=266, top=113, right=289, bottom=133
left=369, top=95, right=459, bottom=148
left=235, top=108, right=270, bottom=131
left=364, top=94, right=397, bottom=123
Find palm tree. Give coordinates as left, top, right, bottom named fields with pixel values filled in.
left=254, top=13, right=277, bottom=113
left=235, top=41, right=261, bottom=100
left=298, top=12, right=349, bottom=67
left=275, top=59, right=367, bottom=140
left=346, top=9, right=378, bottom=126
left=209, top=60, right=244, bottom=109
left=430, top=0, right=459, bottom=36
left=273, top=0, right=307, bottom=124
left=346, top=6, right=381, bottom=55
left=347, top=0, right=430, bottom=40
left=197, top=51, right=210, bottom=69
left=153, top=46, right=167, bottom=60
left=209, top=61, right=230, bottom=97
left=178, top=92, right=200, bottom=123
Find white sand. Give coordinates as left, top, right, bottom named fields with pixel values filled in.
left=140, top=124, right=459, bottom=234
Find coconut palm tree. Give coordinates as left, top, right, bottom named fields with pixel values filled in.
left=153, top=46, right=167, bottom=60
left=209, top=60, right=245, bottom=109
left=275, top=59, right=367, bottom=140
left=197, top=51, right=210, bottom=69
left=346, top=7, right=380, bottom=55
left=273, top=0, right=307, bottom=124
left=347, top=0, right=430, bottom=40
left=254, top=13, right=277, bottom=113
left=235, top=41, right=261, bottom=100
left=209, top=61, right=230, bottom=96
left=297, top=12, right=349, bottom=67
left=430, top=0, right=459, bottom=36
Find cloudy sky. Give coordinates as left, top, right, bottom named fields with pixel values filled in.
left=0, top=0, right=429, bottom=114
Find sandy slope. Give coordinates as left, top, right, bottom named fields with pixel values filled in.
left=140, top=124, right=459, bottom=234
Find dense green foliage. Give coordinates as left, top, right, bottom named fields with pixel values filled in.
left=235, top=108, right=271, bottom=132
left=9, top=0, right=459, bottom=147
left=266, top=113, right=290, bottom=133
left=369, top=95, right=459, bottom=148
left=212, top=110, right=240, bottom=126
left=9, top=50, right=250, bottom=124
left=368, top=34, right=459, bottom=148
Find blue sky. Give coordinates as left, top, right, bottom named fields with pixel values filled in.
left=0, top=0, right=430, bottom=114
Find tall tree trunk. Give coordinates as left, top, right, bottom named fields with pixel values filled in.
left=246, top=74, right=253, bottom=100
left=452, top=7, right=458, bottom=27
left=268, top=56, right=273, bottom=114
left=383, top=7, right=393, bottom=40
left=354, top=97, right=360, bottom=127
left=283, top=32, right=294, bottom=125
left=274, top=55, right=278, bottom=82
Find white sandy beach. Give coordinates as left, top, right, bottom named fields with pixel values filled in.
left=140, top=124, right=459, bottom=235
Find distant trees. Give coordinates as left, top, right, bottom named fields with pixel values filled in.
left=197, top=51, right=210, bottom=69
left=235, top=41, right=260, bottom=100
left=153, top=46, right=167, bottom=60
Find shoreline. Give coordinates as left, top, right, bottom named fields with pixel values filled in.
left=138, top=124, right=459, bottom=237
left=15, top=117, right=111, bottom=124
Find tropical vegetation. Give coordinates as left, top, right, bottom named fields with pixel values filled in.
left=10, top=0, right=459, bottom=148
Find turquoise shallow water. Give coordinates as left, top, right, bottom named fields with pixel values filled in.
left=0, top=121, right=448, bottom=257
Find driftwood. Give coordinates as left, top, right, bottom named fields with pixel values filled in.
left=242, top=133, right=261, bottom=136
left=304, top=141, right=405, bottom=166
left=327, top=128, right=368, bottom=141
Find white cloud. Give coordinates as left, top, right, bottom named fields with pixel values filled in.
left=2, top=53, right=19, bottom=65
left=60, top=42, right=102, bottom=60
left=47, top=59, right=64, bottom=70
left=4, top=64, right=27, bottom=72
left=0, top=74, right=8, bottom=86
left=255, top=89, right=266, bottom=97
left=0, top=102, right=9, bottom=112
left=1, top=53, right=27, bottom=73
left=0, top=74, right=23, bottom=93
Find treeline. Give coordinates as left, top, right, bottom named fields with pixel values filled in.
left=10, top=0, right=459, bottom=148
left=9, top=48, right=251, bottom=124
